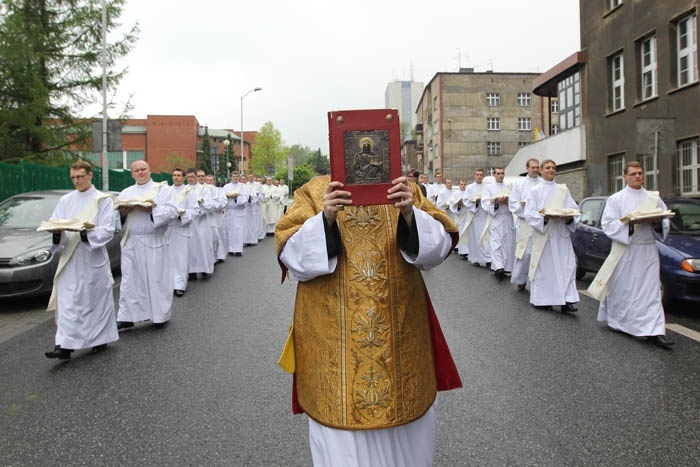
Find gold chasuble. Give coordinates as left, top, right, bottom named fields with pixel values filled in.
left=276, top=176, right=461, bottom=431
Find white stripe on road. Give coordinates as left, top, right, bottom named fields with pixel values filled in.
left=665, top=324, right=700, bottom=342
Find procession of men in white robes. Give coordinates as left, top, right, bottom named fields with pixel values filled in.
left=508, top=159, right=541, bottom=290
left=481, top=168, right=515, bottom=280
left=163, top=169, right=197, bottom=296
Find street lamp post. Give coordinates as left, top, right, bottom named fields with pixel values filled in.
left=223, top=138, right=231, bottom=179
left=240, top=87, right=262, bottom=174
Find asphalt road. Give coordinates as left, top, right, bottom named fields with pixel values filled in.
left=1, top=238, right=699, bottom=467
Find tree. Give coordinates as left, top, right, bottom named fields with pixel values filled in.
left=162, top=153, right=193, bottom=173
left=250, top=121, right=286, bottom=176
left=0, top=0, right=138, bottom=162
left=287, top=143, right=315, bottom=166
left=312, top=147, right=330, bottom=175
left=290, top=163, right=317, bottom=192
left=198, top=126, right=213, bottom=175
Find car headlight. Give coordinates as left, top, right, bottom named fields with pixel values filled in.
left=681, top=259, right=700, bottom=273
left=9, top=248, right=53, bottom=266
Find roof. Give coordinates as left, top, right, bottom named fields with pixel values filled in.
left=533, top=51, right=587, bottom=97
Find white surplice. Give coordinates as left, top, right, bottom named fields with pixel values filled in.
left=207, top=184, right=227, bottom=261
left=222, top=182, right=246, bottom=254
left=163, top=184, right=197, bottom=290
left=465, top=182, right=491, bottom=265
left=449, top=188, right=469, bottom=254
left=244, top=181, right=263, bottom=244
left=188, top=183, right=215, bottom=274
left=279, top=207, right=451, bottom=467
left=436, top=187, right=455, bottom=223
left=509, top=175, right=541, bottom=286
left=51, top=187, right=119, bottom=349
left=597, top=186, right=670, bottom=336
left=117, top=179, right=178, bottom=324
left=481, top=182, right=515, bottom=272
left=524, top=180, right=580, bottom=306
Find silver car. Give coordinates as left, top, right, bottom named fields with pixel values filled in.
left=0, top=190, right=121, bottom=300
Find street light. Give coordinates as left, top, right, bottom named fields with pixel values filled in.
left=223, top=138, right=231, bottom=178
left=240, top=87, right=262, bottom=173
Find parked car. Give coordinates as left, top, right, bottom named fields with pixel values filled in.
left=573, top=195, right=700, bottom=307
left=0, top=190, right=121, bottom=300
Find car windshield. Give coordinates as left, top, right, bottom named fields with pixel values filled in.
left=0, top=195, right=59, bottom=229
left=667, top=199, right=700, bottom=236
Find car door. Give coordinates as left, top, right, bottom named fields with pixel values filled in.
left=575, top=197, right=611, bottom=272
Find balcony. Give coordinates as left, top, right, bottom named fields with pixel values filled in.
left=505, top=125, right=587, bottom=176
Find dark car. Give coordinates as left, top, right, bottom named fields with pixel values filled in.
left=0, top=190, right=121, bottom=300
left=574, top=195, right=700, bottom=307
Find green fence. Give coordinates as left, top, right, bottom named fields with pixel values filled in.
left=0, top=161, right=173, bottom=201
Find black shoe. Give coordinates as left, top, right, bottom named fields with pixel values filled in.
left=228, top=252, right=235, bottom=257
left=153, top=321, right=168, bottom=329
left=174, top=289, right=185, bottom=297
left=494, top=268, right=506, bottom=280
left=472, top=262, right=481, bottom=267
left=460, top=254, right=468, bottom=260
left=532, top=304, right=553, bottom=311
left=560, top=303, right=578, bottom=313
left=117, top=321, right=134, bottom=330
left=215, top=259, right=224, bottom=264
left=45, top=346, right=73, bottom=360
left=235, top=252, right=242, bottom=256
left=201, top=272, right=211, bottom=280
left=188, top=273, right=197, bottom=281
left=517, top=283, right=526, bottom=291
left=486, top=262, right=491, bottom=268
left=266, top=232, right=275, bottom=237
left=649, top=335, right=675, bottom=348
left=91, top=344, right=108, bottom=354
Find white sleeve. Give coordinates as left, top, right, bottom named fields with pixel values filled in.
left=400, top=207, right=452, bottom=271
left=279, top=212, right=338, bottom=282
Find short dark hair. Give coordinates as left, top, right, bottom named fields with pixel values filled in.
left=172, top=167, right=184, bottom=176
left=624, top=161, right=643, bottom=174
left=70, top=160, right=93, bottom=173
left=185, top=168, right=197, bottom=175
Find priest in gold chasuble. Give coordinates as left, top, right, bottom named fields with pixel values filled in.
left=276, top=175, right=462, bottom=467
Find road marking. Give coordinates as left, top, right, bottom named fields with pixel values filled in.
left=666, top=324, right=700, bottom=342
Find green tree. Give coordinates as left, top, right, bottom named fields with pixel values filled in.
left=198, top=126, right=213, bottom=175
left=311, top=147, right=330, bottom=175
left=287, top=143, right=315, bottom=166
left=290, top=163, right=317, bottom=192
left=250, top=121, right=286, bottom=176
left=0, top=0, right=138, bottom=161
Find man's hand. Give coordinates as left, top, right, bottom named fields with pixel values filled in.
left=323, top=181, right=352, bottom=226
left=387, top=176, right=414, bottom=225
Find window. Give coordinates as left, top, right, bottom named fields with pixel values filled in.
left=486, top=93, right=500, bottom=106
left=551, top=99, right=559, bottom=113
left=639, top=35, right=657, bottom=100
left=518, top=141, right=530, bottom=148
left=678, top=138, right=700, bottom=194
left=676, top=14, right=698, bottom=87
left=608, top=154, right=625, bottom=194
left=609, top=0, right=622, bottom=10
left=517, top=93, right=531, bottom=106
left=518, top=117, right=531, bottom=131
left=610, top=52, right=625, bottom=111
left=557, top=72, right=581, bottom=131
left=433, top=96, right=438, bottom=109
left=487, top=142, right=501, bottom=156
left=551, top=124, right=560, bottom=135
left=487, top=117, right=500, bottom=131
left=637, top=153, right=658, bottom=190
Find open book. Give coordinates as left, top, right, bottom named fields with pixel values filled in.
left=539, top=207, right=581, bottom=218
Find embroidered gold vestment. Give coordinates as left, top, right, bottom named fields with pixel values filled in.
left=276, top=176, right=458, bottom=430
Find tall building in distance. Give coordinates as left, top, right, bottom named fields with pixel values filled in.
left=385, top=80, right=424, bottom=137
left=415, top=69, right=549, bottom=181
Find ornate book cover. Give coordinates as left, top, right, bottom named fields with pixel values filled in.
left=328, top=109, right=402, bottom=205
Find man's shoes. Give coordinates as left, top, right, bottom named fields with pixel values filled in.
left=486, top=262, right=491, bottom=269
left=188, top=273, right=197, bottom=281
left=494, top=268, right=506, bottom=281
left=215, top=259, right=224, bottom=264
left=45, top=346, right=73, bottom=360
left=472, top=262, right=481, bottom=267
left=560, top=303, right=578, bottom=313
left=266, top=232, right=275, bottom=237
left=153, top=321, right=168, bottom=329
left=117, top=321, right=134, bottom=330
left=228, top=252, right=235, bottom=257
left=532, top=304, right=553, bottom=311
left=517, top=283, right=526, bottom=291
left=460, top=254, right=468, bottom=260
left=235, top=252, right=242, bottom=256
left=91, top=344, right=108, bottom=354
left=174, top=289, right=185, bottom=297
left=201, top=272, right=211, bottom=280
left=649, top=335, right=675, bottom=348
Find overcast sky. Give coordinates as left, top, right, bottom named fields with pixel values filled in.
left=102, top=0, right=581, bottom=153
